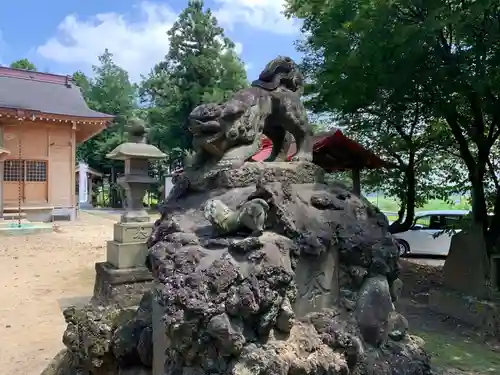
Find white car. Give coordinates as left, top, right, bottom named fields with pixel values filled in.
left=393, top=210, right=470, bottom=257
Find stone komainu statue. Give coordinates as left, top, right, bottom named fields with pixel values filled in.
left=186, top=56, right=314, bottom=169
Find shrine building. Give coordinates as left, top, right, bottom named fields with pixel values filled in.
left=0, top=67, right=113, bottom=221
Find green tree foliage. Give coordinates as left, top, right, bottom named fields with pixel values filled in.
left=74, top=50, right=138, bottom=207
left=140, top=0, right=248, bottom=159
left=344, top=105, right=462, bottom=232
left=75, top=49, right=138, bottom=172
left=286, top=0, right=500, bottom=248
left=9, top=58, right=37, bottom=71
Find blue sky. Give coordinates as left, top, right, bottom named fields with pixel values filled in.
left=0, top=0, right=303, bottom=82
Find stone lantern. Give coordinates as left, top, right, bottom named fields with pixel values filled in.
left=92, top=119, right=166, bottom=307
left=106, top=119, right=166, bottom=223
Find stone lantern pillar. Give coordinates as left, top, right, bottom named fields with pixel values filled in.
left=92, top=119, right=166, bottom=307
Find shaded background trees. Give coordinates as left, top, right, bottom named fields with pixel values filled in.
left=286, top=0, right=500, bottom=253
left=9, top=0, right=500, bottom=256
left=9, top=58, right=37, bottom=71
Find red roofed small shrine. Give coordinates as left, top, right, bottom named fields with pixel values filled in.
left=251, top=129, right=394, bottom=194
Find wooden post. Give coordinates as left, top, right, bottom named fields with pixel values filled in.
left=0, top=124, right=3, bottom=219
left=352, top=168, right=361, bottom=196
left=88, top=175, right=93, bottom=206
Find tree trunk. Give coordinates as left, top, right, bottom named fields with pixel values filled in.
left=110, top=166, right=120, bottom=209
left=470, top=164, right=488, bottom=236
left=389, top=154, right=416, bottom=234
left=392, top=194, right=406, bottom=226
left=461, top=162, right=491, bottom=282
left=487, top=188, right=500, bottom=252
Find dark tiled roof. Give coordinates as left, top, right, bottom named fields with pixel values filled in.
left=0, top=69, right=113, bottom=119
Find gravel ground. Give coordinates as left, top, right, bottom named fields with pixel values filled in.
left=0, top=212, right=114, bottom=375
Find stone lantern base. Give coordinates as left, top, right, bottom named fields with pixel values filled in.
left=92, top=221, right=155, bottom=307
left=92, top=262, right=153, bottom=307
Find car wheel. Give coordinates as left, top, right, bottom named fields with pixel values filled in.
left=396, top=239, right=410, bottom=257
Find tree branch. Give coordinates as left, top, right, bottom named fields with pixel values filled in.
left=443, top=107, right=476, bottom=171
left=487, top=157, right=500, bottom=191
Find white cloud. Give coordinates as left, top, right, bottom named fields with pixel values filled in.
left=36, top=2, right=177, bottom=81
left=234, top=42, right=243, bottom=55
left=36, top=1, right=250, bottom=81
left=213, top=0, right=300, bottom=35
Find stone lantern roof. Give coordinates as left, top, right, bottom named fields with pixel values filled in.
left=106, top=119, right=166, bottom=160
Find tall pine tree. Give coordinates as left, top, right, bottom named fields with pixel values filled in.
left=75, top=49, right=138, bottom=172
left=74, top=50, right=138, bottom=207
left=141, top=0, right=248, bottom=155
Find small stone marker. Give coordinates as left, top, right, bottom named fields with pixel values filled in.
left=442, top=225, right=490, bottom=299
left=294, top=247, right=339, bottom=316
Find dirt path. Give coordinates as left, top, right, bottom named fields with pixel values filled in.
left=0, top=212, right=114, bottom=375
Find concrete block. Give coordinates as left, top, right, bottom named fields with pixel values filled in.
left=442, top=228, right=490, bottom=299
left=0, top=222, right=53, bottom=236
left=113, top=222, right=154, bottom=244
left=92, top=262, right=153, bottom=308
left=106, top=240, right=148, bottom=268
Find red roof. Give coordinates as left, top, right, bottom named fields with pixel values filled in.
left=251, top=129, right=392, bottom=171
left=173, top=129, right=392, bottom=174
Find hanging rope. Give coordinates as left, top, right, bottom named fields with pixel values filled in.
left=17, top=126, right=22, bottom=228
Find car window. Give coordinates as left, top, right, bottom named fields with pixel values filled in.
left=414, top=215, right=431, bottom=228
left=442, top=215, right=463, bottom=228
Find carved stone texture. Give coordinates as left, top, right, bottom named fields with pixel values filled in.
left=294, top=246, right=339, bottom=317
left=162, top=161, right=325, bottom=208
left=48, top=162, right=431, bottom=375
left=144, top=162, right=430, bottom=375
left=165, top=56, right=316, bottom=205
left=49, top=91, right=431, bottom=374
left=40, top=292, right=154, bottom=375
left=186, top=56, right=313, bottom=168
left=202, top=198, right=269, bottom=236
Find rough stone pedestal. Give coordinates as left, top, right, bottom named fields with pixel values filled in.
left=152, top=287, right=166, bottom=375
left=92, top=221, right=154, bottom=307
left=147, top=162, right=431, bottom=375
left=93, top=262, right=153, bottom=308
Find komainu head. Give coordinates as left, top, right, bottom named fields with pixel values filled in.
left=252, top=56, right=304, bottom=92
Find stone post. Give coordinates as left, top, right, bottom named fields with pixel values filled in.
left=78, top=162, right=91, bottom=209
left=92, top=119, right=166, bottom=307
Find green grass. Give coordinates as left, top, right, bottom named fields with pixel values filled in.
left=94, top=190, right=159, bottom=208
left=417, top=330, right=500, bottom=373
left=368, top=196, right=471, bottom=214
